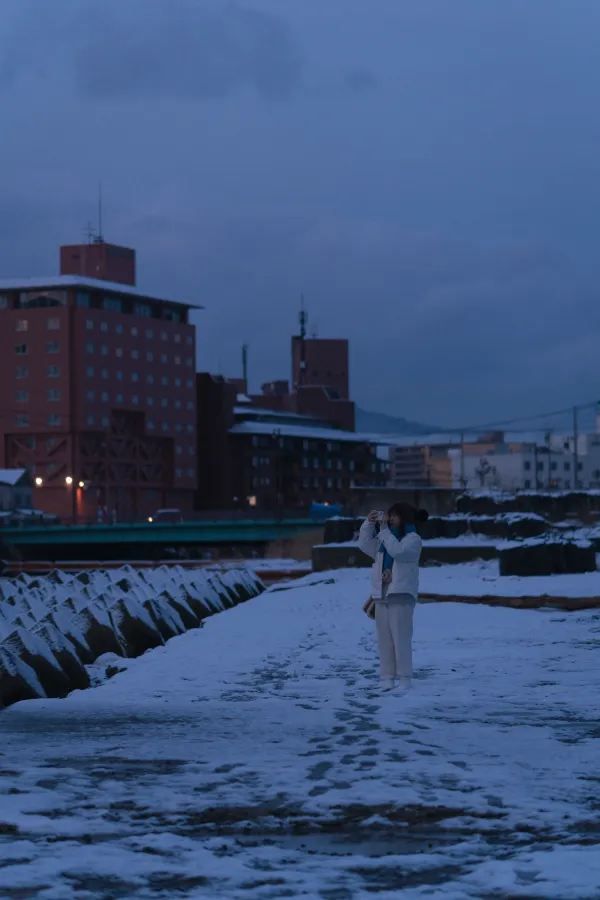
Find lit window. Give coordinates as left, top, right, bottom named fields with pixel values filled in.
left=186, top=424, right=193, bottom=433
left=175, top=423, right=182, bottom=432
left=47, top=318, right=60, bottom=330
left=16, top=389, right=28, bottom=402
left=16, top=414, right=29, bottom=426
left=16, top=366, right=28, bottom=379
left=186, top=468, right=194, bottom=477
left=48, top=388, right=60, bottom=401
left=15, top=343, right=28, bottom=355
left=47, top=365, right=59, bottom=378
left=16, top=320, right=28, bottom=332
left=176, top=467, right=183, bottom=477
left=48, top=414, right=61, bottom=426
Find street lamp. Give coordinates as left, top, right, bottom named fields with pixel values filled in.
left=34, top=476, right=43, bottom=487
left=65, top=475, right=73, bottom=486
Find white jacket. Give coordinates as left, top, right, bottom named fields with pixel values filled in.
left=358, top=519, right=422, bottom=600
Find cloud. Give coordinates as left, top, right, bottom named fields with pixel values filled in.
left=1, top=0, right=303, bottom=102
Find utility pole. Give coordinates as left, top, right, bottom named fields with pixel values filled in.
left=298, top=294, right=307, bottom=389
left=573, top=406, right=579, bottom=490
left=460, top=431, right=466, bottom=489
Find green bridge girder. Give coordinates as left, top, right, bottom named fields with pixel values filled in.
left=0, top=518, right=325, bottom=548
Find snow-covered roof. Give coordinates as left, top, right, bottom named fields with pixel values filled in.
left=0, top=468, right=27, bottom=486
left=229, top=421, right=377, bottom=444
left=0, top=275, right=202, bottom=310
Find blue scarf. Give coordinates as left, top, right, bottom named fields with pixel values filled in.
left=379, top=524, right=416, bottom=571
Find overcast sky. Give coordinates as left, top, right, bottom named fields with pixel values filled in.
left=2, top=0, right=600, bottom=427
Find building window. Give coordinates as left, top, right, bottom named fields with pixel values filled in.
left=186, top=379, right=193, bottom=389
left=524, top=461, right=531, bottom=471
left=135, top=303, right=151, bottom=317
left=47, top=365, right=60, bottom=378
left=524, top=479, right=531, bottom=489
left=103, top=296, right=122, bottom=312
left=161, top=375, right=169, bottom=386
left=77, top=292, right=91, bottom=308
left=86, top=414, right=95, bottom=426
left=131, top=326, right=139, bottom=336
left=145, top=328, right=154, bottom=339
left=146, top=351, right=154, bottom=362
left=116, top=392, right=124, bottom=403
left=174, top=334, right=181, bottom=344
left=564, top=462, right=571, bottom=472
left=186, top=468, right=194, bottom=478
left=101, top=345, right=108, bottom=356
left=186, top=357, right=193, bottom=367
left=48, top=414, right=61, bottom=426
left=16, top=414, right=29, bottom=426
left=186, top=401, right=193, bottom=410
left=15, top=343, right=28, bottom=355
left=175, top=399, right=182, bottom=409
left=116, top=370, right=123, bottom=381
left=174, top=355, right=181, bottom=365
left=161, top=331, right=167, bottom=341
left=100, top=391, right=109, bottom=402
left=16, top=365, right=28, bottom=379
left=101, top=416, right=109, bottom=427
left=160, top=354, right=168, bottom=364
left=536, top=462, right=543, bottom=472
left=116, top=348, right=123, bottom=358
left=550, top=461, right=557, bottom=471
left=86, top=319, right=94, bottom=330
left=161, top=398, right=168, bottom=407
left=146, top=396, right=154, bottom=406
left=101, top=368, right=109, bottom=379
left=100, top=321, right=108, bottom=333
left=116, top=323, right=124, bottom=335
left=176, top=446, right=183, bottom=455
left=186, top=335, right=193, bottom=346
left=16, top=389, right=28, bottom=402
left=47, top=318, right=60, bottom=330
left=132, top=394, right=139, bottom=405
left=16, top=319, right=28, bottom=332
left=132, top=372, right=139, bottom=382
left=131, top=349, right=139, bottom=360
left=86, top=390, right=95, bottom=401
left=162, top=423, right=169, bottom=432
left=147, top=419, right=155, bottom=429
left=48, top=388, right=60, bottom=401
left=174, top=377, right=181, bottom=387
left=147, top=374, right=154, bottom=385
left=86, top=342, right=95, bottom=354
left=86, top=366, right=95, bottom=377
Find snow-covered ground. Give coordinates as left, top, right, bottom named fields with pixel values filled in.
left=1, top=568, right=599, bottom=898
left=421, top=559, right=600, bottom=599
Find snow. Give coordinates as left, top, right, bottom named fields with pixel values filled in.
left=420, top=559, right=600, bottom=598
left=1, top=568, right=599, bottom=897
left=0, top=275, right=200, bottom=309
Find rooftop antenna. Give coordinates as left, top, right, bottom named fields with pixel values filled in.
left=242, top=343, right=249, bottom=393
left=298, top=294, right=307, bottom=388
left=95, top=181, right=104, bottom=244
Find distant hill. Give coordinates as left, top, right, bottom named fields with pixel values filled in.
left=356, top=407, right=440, bottom=435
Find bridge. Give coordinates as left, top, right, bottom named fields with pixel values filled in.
left=0, top=518, right=325, bottom=563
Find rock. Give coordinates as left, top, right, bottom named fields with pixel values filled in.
left=499, top=541, right=597, bottom=576
left=1, top=629, right=71, bottom=699
left=0, top=647, right=46, bottom=707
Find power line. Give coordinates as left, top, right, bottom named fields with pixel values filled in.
left=454, top=399, right=599, bottom=435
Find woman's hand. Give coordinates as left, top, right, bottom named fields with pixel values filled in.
left=367, top=510, right=379, bottom=524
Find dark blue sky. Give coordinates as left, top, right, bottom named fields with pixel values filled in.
left=1, top=0, right=599, bottom=426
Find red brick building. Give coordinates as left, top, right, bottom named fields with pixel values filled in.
left=196, top=373, right=386, bottom=512
left=0, top=244, right=199, bottom=522
left=250, top=334, right=355, bottom=431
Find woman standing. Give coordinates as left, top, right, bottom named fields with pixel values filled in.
left=358, top=503, right=428, bottom=692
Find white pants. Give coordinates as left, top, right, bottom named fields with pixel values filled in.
left=375, top=600, right=414, bottom=680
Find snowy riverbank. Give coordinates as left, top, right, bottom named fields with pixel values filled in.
left=1, top=568, right=599, bottom=897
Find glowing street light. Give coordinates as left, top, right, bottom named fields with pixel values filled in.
left=34, top=476, right=43, bottom=487
left=78, top=480, right=85, bottom=489
left=65, top=476, right=73, bottom=486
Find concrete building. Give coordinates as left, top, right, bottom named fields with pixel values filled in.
left=0, top=242, right=199, bottom=522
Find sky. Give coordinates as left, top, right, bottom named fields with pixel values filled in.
left=1, top=0, right=600, bottom=428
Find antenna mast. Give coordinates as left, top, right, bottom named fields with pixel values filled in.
left=96, top=181, right=104, bottom=243
left=298, top=294, right=307, bottom=388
